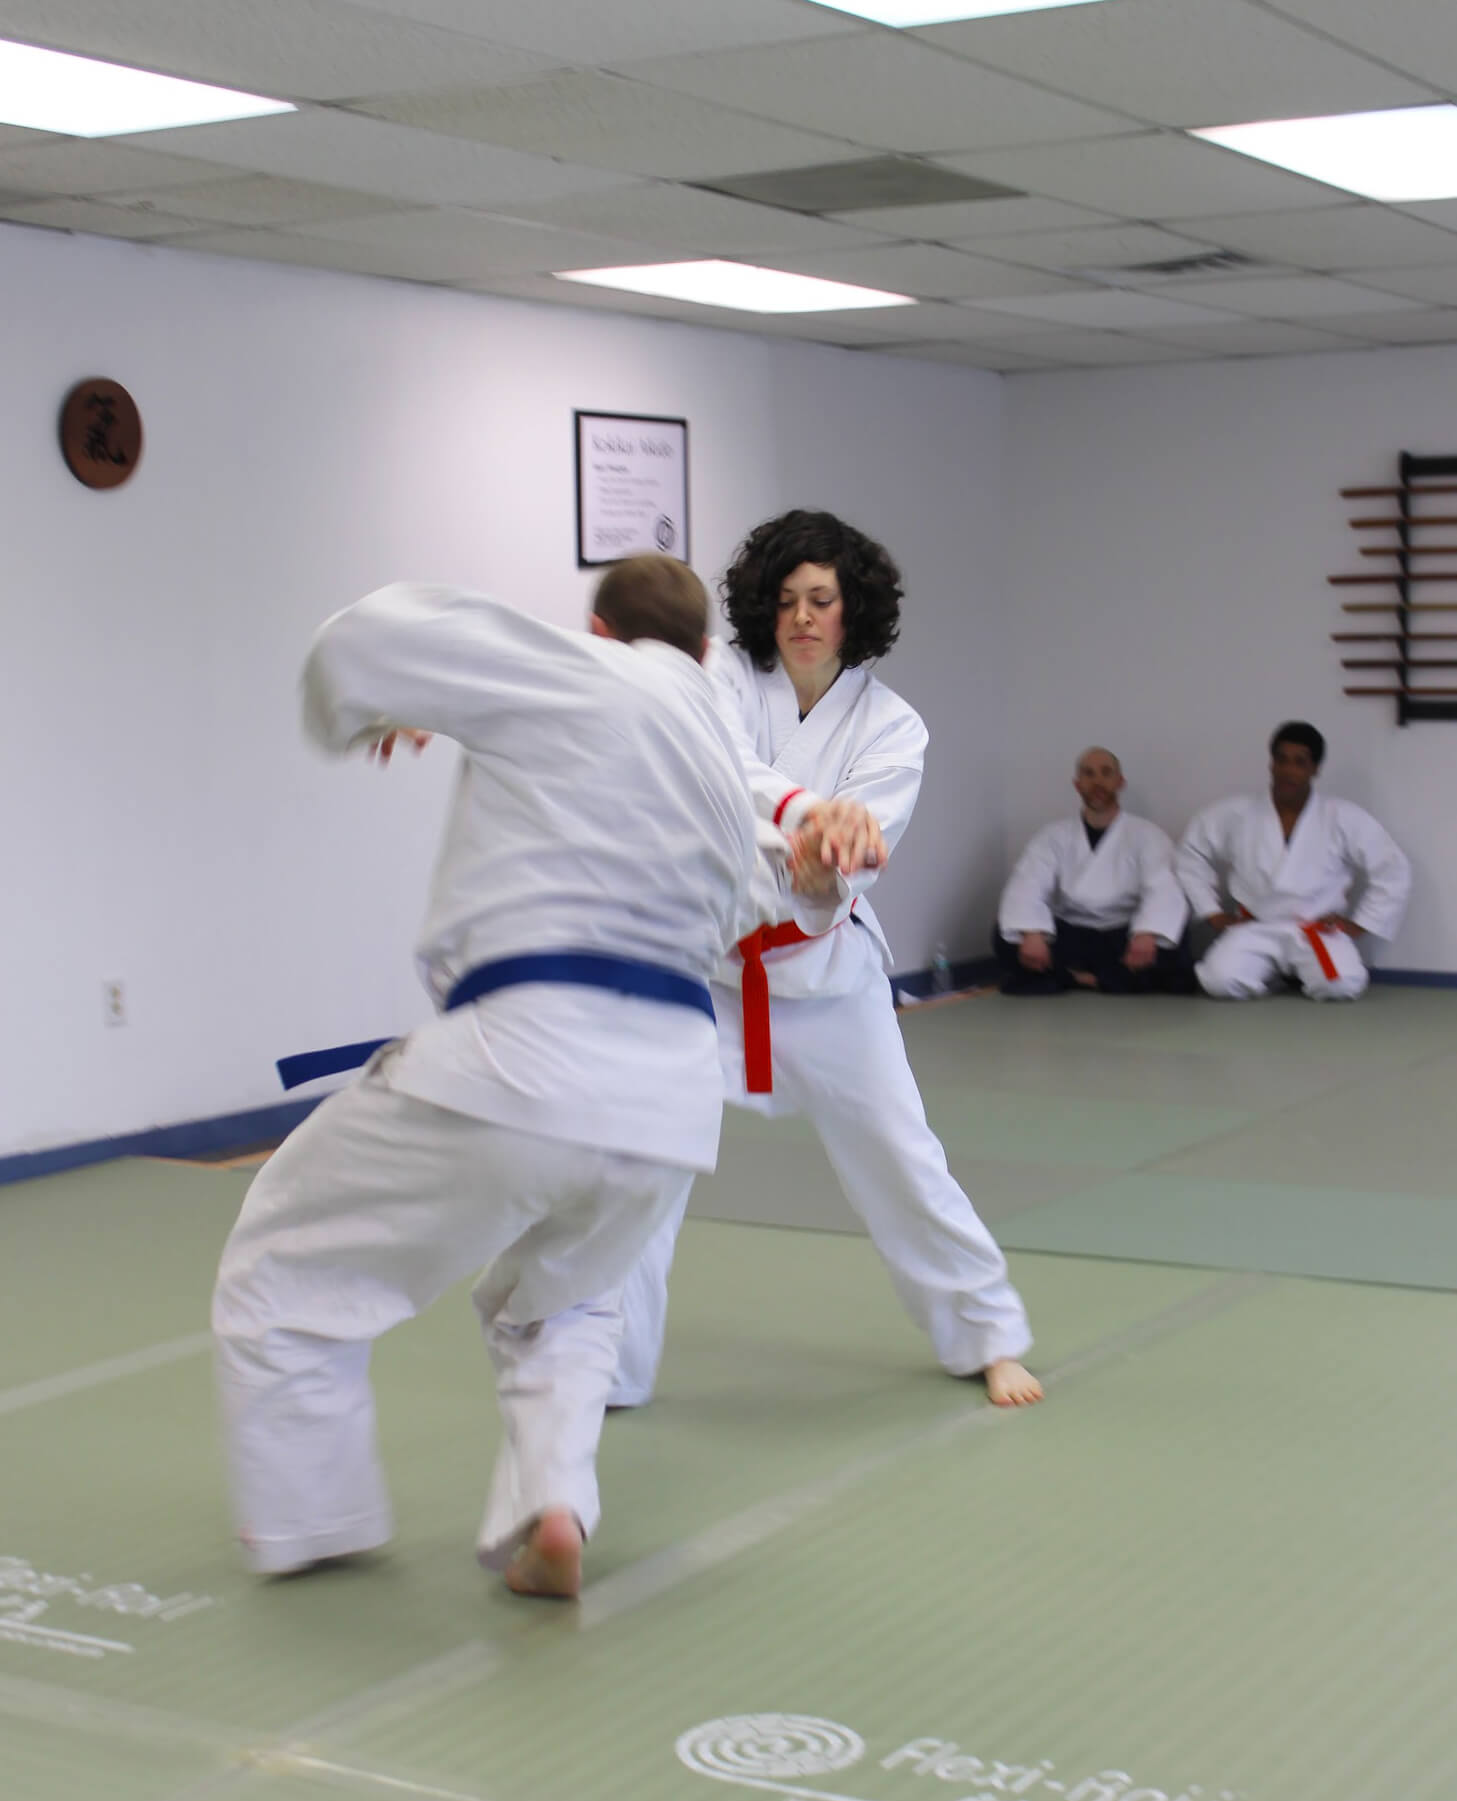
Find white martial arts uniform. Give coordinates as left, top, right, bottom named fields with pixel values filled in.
left=1176, top=792, right=1411, bottom=1000
left=997, top=813, right=1188, bottom=945
left=212, top=585, right=823, bottom=1576
left=611, top=640, right=1032, bottom=1406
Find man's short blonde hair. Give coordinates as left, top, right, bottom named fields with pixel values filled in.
left=592, top=555, right=708, bottom=660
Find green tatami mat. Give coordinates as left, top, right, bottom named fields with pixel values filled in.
left=0, top=1190, right=1209, bottom=1751
left=1146, top=1048, right=1457, bottom=1198
left=327, top=1279, right=1457, bottom=1801
left=0, top=1159, right=251, bottom=1387
left=998, top=1172, right=1457, bottom=1289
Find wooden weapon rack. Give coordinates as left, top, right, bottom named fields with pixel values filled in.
left=1333, top=451, right=1457, bottom=724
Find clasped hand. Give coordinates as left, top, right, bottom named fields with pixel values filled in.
left=789, top=798, right=887, bottom=897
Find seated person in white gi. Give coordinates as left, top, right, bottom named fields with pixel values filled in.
left=211, top=557, right=850, bottom=1600
left=994, top=746, right=1191, bottom=995
left=1177, top=720, right=1411, bottom=1001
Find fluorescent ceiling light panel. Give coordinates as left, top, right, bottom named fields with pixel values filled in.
left=0, top=38, right=294, bottom=137
left=810, top=0, right=1112, bottom=24
left=1192, top=106, right=1457, bottom=203
left=554, top=261, right=916, bottom=314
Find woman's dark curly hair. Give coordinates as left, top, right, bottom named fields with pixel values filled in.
left=721, top=509, right=903, bottom=671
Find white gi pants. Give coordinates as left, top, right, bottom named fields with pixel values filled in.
left=1196, top=921, right=1368, bottom=1001
left=610, top=970, right=1032, bottom=1406
left=212, top=1058, right=692, bottom=1575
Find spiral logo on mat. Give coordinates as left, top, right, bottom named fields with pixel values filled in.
left=677, top=1715, right=866, bottom=1781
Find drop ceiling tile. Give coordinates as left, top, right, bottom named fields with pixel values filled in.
left=919, top=0, right=1436, bottom=129
left=353, top=71, right=863, bottom=180
left=828, top=196, right=1110, bottom=238
left=1152, top=274, right=1427, bottom=316
left=339, top=0, right=859, bottom=62
left=1343, top=267, right=1457, bottom=307
left=617, top=32, right=1133, bottom=156
left=1135, top=319, right=1361, bottom=354
left=0, top=125, right=60, bottom=153
left=946, top=132, right=1352, bottom=218
left=283, top=206, right=659, bottom=278
left=172, top=226, right=450, bottom=280
left=835, top=300, right=1065, bottom=340
left=969, top=288, right=1242, bottom=328
left=0, top=140, right=245, bottom=198
left=963, top=222, right=1219, bottom=274
left=875, top=339, right=1056, bottom=370
left=122, top=110, right=632, bottom=209
left=102, top=175, right=414, bottom=228
left=733, top=311, right=928, bottom=347
left=974, top=330, right=1196, bottom=366
left=0, top=0, right=557, bottom=103
left=0, top=196, right=185, bottom=239
left=1395, top=201, right=1457, bottom=234
left=751, top=241, right=1084, bottom=300
left=499, top=183, right=886, bottom=254
left=1162, top=205, right=1457, bottom=272
left=1311, top=310, right=1457, bottom=344
left=1263, top=0, right=1457, bottom=91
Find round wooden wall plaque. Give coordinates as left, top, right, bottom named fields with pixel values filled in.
left=59, top=378, right=143, bottom=489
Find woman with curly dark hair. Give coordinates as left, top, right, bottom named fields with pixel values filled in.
left=611, top=509, right=1041, bottom=1410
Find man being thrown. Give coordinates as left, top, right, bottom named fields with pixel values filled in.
left=994, top=746, right=1190, bottom=995
left=609, top=509, right=1042, bottom=1414
left=1177, top=720, right=1410, bottom=1001
left=211, top=556, right=852, bottom=1600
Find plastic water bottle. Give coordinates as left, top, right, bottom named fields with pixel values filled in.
left=931, top=942, right=954, bottom=995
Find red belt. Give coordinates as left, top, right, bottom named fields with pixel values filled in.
left=1234, top=906, right=1339, bottom=982
left=1298, top=922, right=1340, bottom=982
left=735, top=920, right=814, bottom=1094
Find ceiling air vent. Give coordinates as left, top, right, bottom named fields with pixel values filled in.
left=696, top=158, right=1022, bottom=215
left=1080, top=249, right=1265, bottom=288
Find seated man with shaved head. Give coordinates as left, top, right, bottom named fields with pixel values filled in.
left=994, top=747, right=1192, bottom=995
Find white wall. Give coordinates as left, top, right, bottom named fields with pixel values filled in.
left=0, top=223, right=1003, bottom=1157
left=1003, top=345, right=1457, bottom=972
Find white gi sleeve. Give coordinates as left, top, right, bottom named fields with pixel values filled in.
left=1176, top=802, right=1233, bottom=920
left=997, top=826, right=1062, bottom=942
left=1338, top=804, right=1412, bottom=939
left=302, top=582, right=583, bottom=754
left=1130, top=824, right=1190, bottom=946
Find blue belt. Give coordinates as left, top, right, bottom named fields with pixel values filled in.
left=275, top=950, right=715, bottom=1091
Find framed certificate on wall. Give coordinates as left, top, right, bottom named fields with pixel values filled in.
left=575, top=411, right=690, bottom=567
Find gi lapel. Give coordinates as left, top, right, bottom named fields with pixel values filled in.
left=765, top=664, right=869, bottom=787
left=1277, top=792, right=1325, bottom=890
left=1065, top=812, right=1126, bottom=905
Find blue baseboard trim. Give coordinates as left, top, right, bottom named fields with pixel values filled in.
left=0, top=1097, right=321, bottom=1189
left=891, top=959, right=1457, bottom=998
left=892, top=955, right=999, bottom=1003
left=6, top=960, right=1455, bottom=1184
left=1369, top=967, right=1457, bottom=989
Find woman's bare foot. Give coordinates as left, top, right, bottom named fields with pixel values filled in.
left=504, top=1509, right=582, bottom=1599
left=984, top=1359, right=1044, bottom=1406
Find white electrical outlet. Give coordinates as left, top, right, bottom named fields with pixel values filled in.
left=103, top=980, right=126, bottom=1027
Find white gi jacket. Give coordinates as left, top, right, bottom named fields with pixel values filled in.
left=998, top=813, right=1188, bottom=946
left=302, top=585, right=826, bottom=1171
left=1176, top=792, right=1411, bottom=940
left=704, top=639, right=926, bottom=998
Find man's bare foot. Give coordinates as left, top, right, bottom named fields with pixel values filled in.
left=1069, top=969, right=1099, bottom=989
left=504, top=1509, right=582, bottom=1599
left=984, top=1359, right=1044, bottom=1406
